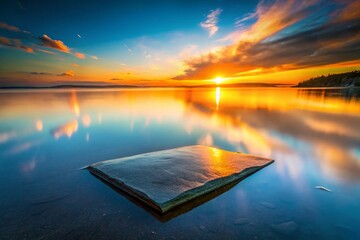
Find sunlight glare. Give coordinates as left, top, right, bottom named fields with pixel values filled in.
left=215, top=77, right=223, bottom=85
left=216, top=87, right=221, bottom=109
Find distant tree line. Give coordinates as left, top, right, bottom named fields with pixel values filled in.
left=296, top=70, right=360, bottom=87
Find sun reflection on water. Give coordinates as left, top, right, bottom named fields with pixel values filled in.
left=215, top=87, right=221, bottom=110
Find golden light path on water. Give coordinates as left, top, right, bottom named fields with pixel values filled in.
left=215, top=87, right=221, bottom=109
left=0, top=87, right=359, bottom=183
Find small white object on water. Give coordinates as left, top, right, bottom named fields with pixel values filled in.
left=315, top=186, right=332, bottom=192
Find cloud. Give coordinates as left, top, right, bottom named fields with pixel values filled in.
left=39, top=35, right=70, bottom=53
left=91, top=55, right=98, bottom=60
left=0, top=36, right=33, bottom=53
left=175, top=0, right=360, bottom=80
left=110, top=78, right=123, bottom=81
left=234, top=12, right=258, bottom=28
left=124, top=44, right=132, bottom=52
left=144, top=51, right=152, bottom=58
left=17, top=1, right=26, bottom=10
left=38, top=35, right=87, bottom=59
left=27, top=72, right=51, bottom=75
left=71, top=63, right=79, bottom=67
left=0, top=22, right=21, bottom=32
left=74, top=52, right=86, bottom=59
left=58, top=70, right=75, bottom=77
left=200, top=8, right=222, bottom=37
left=77, top=34, right=82, bottom=38
left=37, top=49, right=56, bottom=55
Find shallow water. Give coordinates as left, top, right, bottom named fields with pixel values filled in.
left=0, top=87, right=360, bottom=240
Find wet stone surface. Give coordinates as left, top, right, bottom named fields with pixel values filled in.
left=87, top=145, right=274, bottom=213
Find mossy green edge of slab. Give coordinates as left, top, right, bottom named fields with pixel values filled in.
left=87, top=145, right=274, bottom=213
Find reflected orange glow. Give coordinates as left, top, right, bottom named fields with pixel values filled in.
left=215, top=87, right=221, bottom=109
left=82, top=114, right=91, bottom=128
left=198, top=133, right=213, bottom=146
left=197, top=88, right=360, bottom=115
left=52, top=120, right=78, bottom=139
left=70, top=91, right=80, bottom=116
left=304, top=118, right=358, bottom=138
left=1, top=88, right=359, bottom=182
left=35, top=120, right=43, bottom=131
left=315, top=143, right=360, bottom=182
left=208, top=146, right=233, bottom=176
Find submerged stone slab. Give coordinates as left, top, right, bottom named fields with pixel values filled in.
left=87, top=145, right=274, bottom=213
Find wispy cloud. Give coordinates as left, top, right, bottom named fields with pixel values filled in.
left=0, top=36, right=33, bottom=53
left=234, top=12, right=258, bottom=28
left=17, top=1, right=26, bottom=11
left=27, top=72, right=51, bottom=75
left=77, top=33, right=82, bottom=38
left=175, top=0, right=360, bottom=80
left=144, top=51, right=152, bottom=58
left=37, top=49, right=56, bottom=55
left=124, top=44, right=132, bottom=52
left=91, top=55, right=98, bottom=60
left=200, top=8, right=222, bottom=37
left=110, top=78, right=123, bottom=81
left=74, top=52, right=86, bottom=59
left=0, top=22, right=21, bottom=32
left=58, top=70, right=75, bottom=77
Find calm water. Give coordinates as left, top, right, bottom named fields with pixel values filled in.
left=1, top=87, right=360, bottom=240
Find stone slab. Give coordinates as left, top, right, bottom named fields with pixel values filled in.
left=87, top=145, right=274, bottom=213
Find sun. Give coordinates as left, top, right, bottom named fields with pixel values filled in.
left=214, top=77, right=223, bottom=84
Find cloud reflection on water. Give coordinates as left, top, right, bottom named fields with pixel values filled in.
left=0, top=87, right=359, bottom=183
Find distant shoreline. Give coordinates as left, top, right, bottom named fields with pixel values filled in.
left=0, top=83, right=294, bottom=89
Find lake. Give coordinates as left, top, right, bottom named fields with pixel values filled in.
left=1, top=87, right=360, bottom=239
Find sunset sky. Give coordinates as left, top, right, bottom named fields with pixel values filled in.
left=0, top=0, right=359, bottom=87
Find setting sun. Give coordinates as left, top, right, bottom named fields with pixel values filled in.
left=215, top=77, right=223, bottom=84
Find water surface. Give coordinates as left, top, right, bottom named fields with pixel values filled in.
left=1, top=87, right=360, bottom=239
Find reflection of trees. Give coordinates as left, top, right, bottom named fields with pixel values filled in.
left=297, top=88, right=360, bottom=100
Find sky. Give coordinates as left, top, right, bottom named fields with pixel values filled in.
left=0, top=0, right=359, bottom=87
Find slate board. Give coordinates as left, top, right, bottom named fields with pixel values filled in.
left=87, top=145, right=274, bottom=213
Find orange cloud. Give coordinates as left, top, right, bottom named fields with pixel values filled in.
left=175, top=0, right=360, bottom=81
left=222, top=0, right=313, bottom=43
left=74, top=52, right=86, bottom=59
left=58, top=70, right=75, bottom=77
left=39, top=35, right=71, bottom=53
left=38, top=35, right=87, bottom=59
left=0, top=36, right=33, bottom=53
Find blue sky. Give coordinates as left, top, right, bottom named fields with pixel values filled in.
left=0, top=0, right=359, bottom=86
